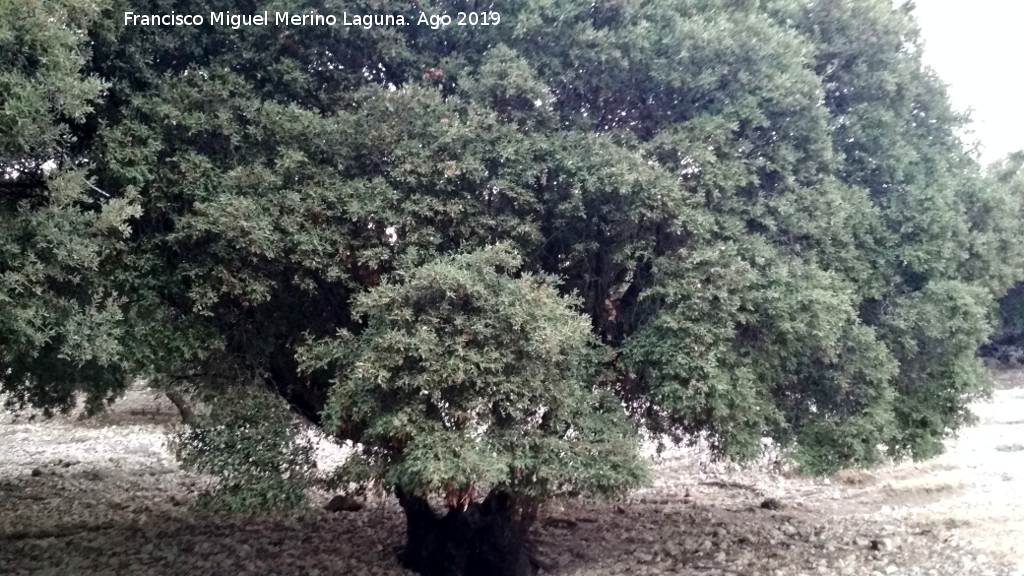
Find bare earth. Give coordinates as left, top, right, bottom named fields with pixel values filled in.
left=2, top=371, right=1023, bottom=576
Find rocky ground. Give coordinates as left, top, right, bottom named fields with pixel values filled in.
left=2, top=372, right=1023, bottom=576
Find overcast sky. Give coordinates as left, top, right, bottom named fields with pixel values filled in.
left=909, top=0, right=1023, bottom=164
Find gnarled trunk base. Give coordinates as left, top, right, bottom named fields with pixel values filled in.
left=396, top=487, right=539, bottom=576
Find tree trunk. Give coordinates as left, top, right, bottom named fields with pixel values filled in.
left=164, top=390, right=195, bottom=425
left=395, top=487, right=541, bottom=576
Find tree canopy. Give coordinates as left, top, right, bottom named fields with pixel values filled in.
left=1, top=0, right=138, bottom=415
left=3, top=0, right=1023, bottom=535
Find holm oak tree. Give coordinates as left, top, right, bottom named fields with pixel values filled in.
left=4, top=0, right=1024, bottom=573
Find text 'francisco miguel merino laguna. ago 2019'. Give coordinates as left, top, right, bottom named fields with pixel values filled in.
left=123, top=10, right=502, bottom=29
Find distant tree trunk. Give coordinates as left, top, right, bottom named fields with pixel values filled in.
left=395, top=486, right=541, bottom=576
left=165, top=390, right=195, bottom=425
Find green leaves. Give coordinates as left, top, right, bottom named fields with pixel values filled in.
left=302, top=244, right=648, bottom=500
left=879, top=281, right=996, bottom=460
left=0, top=0, right=108, bottom=158
left=171, top=388, right=316, bottom=514
left=1, top=0, right=134, bottom=416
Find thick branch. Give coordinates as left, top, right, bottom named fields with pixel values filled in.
left=164, top=390, right=196, bottom=425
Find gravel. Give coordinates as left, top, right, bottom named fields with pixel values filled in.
left=2, top=375, right=1023, bottom=576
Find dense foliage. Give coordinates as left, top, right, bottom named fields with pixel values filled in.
left=297, top=244, right=647, bottom=502
left=171, top=387, right=317, bottom=512
left=984, top=152, right=1024, bottom=351
left=4, top=0, right=1024, bottom=529
left=0, top=0, right=138, bottom=415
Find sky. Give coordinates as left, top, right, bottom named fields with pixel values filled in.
left=909, top=0, right=1024, bottom=165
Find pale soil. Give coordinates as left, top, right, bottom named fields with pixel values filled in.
left=1, top=372, right=1023, bottom=576
left=824, top=376, right=1024, bottom=569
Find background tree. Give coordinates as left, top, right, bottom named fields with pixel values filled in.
left=981, top=151, right=1024, bottom=354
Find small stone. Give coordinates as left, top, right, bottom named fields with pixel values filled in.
left=870, top=538, right=893, bottom=552
left=30, top=468, right=43, bottom=477
left=664, top=542, right=682, bottom=558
